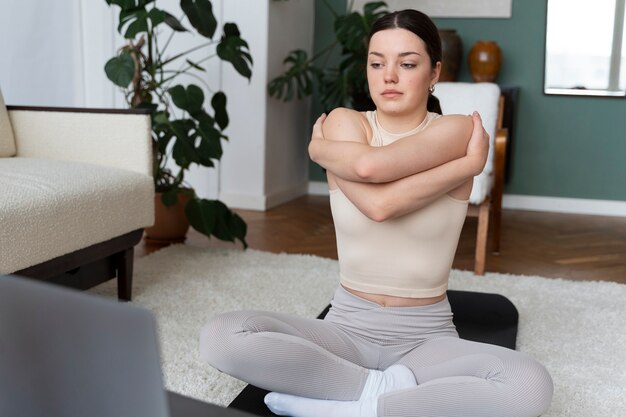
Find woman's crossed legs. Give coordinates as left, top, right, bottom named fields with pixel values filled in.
left=200, top=306, right=552, bottom=417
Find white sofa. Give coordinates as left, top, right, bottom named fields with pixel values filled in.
left=0, top=89, right=154, bottom=299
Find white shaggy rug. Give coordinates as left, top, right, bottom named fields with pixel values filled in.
left=90, top=245, right=626, bottom=417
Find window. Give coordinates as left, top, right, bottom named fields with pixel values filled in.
left=544, top=0, right=626, bottom=96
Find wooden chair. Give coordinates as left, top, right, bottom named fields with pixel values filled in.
left=435, top=82, right=509, bottom=275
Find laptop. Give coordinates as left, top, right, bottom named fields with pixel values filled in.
left=0, top=275, right=170, bottom=417
left=0, top=275, right=253, bottom=417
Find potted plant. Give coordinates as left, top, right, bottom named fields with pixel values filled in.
left=104, top=0, right=251, bottom=248
left=268, top=1, right=388, bottom=111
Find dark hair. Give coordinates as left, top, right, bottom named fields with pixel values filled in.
left=368, top=9, right=442, bottom=114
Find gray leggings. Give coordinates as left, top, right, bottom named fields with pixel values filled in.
left=200, top=286, right=553, bottom=417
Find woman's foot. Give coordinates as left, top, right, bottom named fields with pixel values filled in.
left=264, top=364, right=416, bottom=417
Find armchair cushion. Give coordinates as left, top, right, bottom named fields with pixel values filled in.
left=435, top=82, right=501, bottom=204
left=0, top=157, right=154, bottom=274
left=0, top=89, right=16, bottom=158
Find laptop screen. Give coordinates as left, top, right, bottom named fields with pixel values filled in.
left=0, top=275, right=170, bottom=417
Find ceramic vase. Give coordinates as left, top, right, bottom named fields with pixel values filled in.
left=468, top=40, right=502, bottom=82
left=438, top=29, right=463, bottom=82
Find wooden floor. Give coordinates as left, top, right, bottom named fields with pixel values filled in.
left=139, top=195, right=626, bottom=284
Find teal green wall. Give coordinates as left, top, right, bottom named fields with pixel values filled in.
left=309, top=0, right=347, bottom=182
left=309, top=0, right=626, bottom=201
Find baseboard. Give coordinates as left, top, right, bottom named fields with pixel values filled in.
left=503, top=194, right=626, bottom=217
left=265, top=181, right=308, bottom=210
left=218, top=192, right=267, bottom=211
left=308, top=182, right=626, bottom=217
left=220, top=182, right=308, bottom=211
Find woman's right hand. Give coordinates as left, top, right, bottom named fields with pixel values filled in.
left=466, top=111, right=490, bottom=175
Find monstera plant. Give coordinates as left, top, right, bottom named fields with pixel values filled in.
left=268, top=1, right=387, bottom=111
left=104, top=0, right=252, bottom=247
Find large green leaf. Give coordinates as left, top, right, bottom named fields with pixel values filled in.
left=214, top=201, right=248, bottom=248
left=117, top=6, right=166, bottom=38
left=335, top=2, right=387, bottom=53
left=161, top=188, right=179, bottom=207
left=152, top=110, right=170, bottom=126
left=170, top=119, right=198, bottom=168
left=186, top=198, right=248, bottom=248
left=119, top=9, right=148, bottom=38
left=211, top=92, right=228, bottom=129
left=180, top=0, right=217, bottom=39
left=156, top=129, right=174, bottom=155
left=217, top=23, right=253, bottom=79
left=168, top=85, right=204, bottom=114
left=185, top=198, right=216, bottom=236
left=104, top=53, right=135, bottom=87
left=319, top=68, right=351, bottom=110
left=267, top=50, right=320, bottom=102
left=153, top=111, right=174, bottom=154
left=363, top=1, right=388, bottom=21
left=147, top=8, right=166, bottom=28
left=335, top=12, right=368, bottom=52
left=163, top=11, right=188, bottom=32
left=192, top=112, right=221, bottom=165
left=197, top=129, right=222, bottom=163
left=228, top=213, right=248, bottom=248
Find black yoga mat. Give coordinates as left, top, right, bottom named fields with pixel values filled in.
left=228, top=290, right=518, bottom=416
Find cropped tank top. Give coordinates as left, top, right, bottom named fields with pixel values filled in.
left=329, top=111, right=469, bottom=298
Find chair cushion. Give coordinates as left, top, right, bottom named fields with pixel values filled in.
left=435, top=82, right=501, bottom=204
left=0, top=88, right=16, bottom=158
left=0, top=157, right=154, bottom=274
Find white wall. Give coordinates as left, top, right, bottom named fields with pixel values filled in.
left=0, top=0, right=313, bottom=211
left=219, top=0, right=314, bottom=210
left=265, top=0, right=314, bottom=208
left=219, top=1, right=270, bottom=210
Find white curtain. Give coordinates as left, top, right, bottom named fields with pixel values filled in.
left=0, top=0, right=117, bottom=107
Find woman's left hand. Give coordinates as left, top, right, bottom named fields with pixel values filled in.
left=311, top=113, right=327, bottom=142
left=466, top=111, right=490, bottom=175
left=308, top=113, right=327, bottom=161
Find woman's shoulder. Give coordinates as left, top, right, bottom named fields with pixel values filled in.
left=324, top=107, right=372, bottom=143
left=326, top=107, right=369, bottom=124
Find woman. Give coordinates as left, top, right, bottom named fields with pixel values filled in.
left=200, top=9, right=553, bottom=417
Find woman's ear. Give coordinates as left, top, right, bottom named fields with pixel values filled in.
left=431, top=61, right=442, bottom=85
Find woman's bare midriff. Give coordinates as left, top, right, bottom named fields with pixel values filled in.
left=342, top=285, right=446, bottom=307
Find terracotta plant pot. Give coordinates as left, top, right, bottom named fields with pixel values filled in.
left=144, top=191, right=192, bottom=245
left=439, top=29, right=462, bottom=82
left=468, top=40, right=502, bottom=82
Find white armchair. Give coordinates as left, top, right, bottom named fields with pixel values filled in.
left=435, top=82, right=508, bottom=275
left=0, top=88, right=154, bottom=299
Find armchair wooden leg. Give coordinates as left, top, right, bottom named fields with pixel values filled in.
left=474, top=200, right=490, bottom=276
left=492, top=195, right=502, bottom=255
left=116, top=247, right=134, bottom=301
left=492, top=132, right=507, bottom=255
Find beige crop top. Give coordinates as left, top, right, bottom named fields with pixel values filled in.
left=329, top=111, right=469, bottom=298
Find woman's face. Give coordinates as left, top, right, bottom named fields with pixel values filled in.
left=367, top=28, right=440, bottom=116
